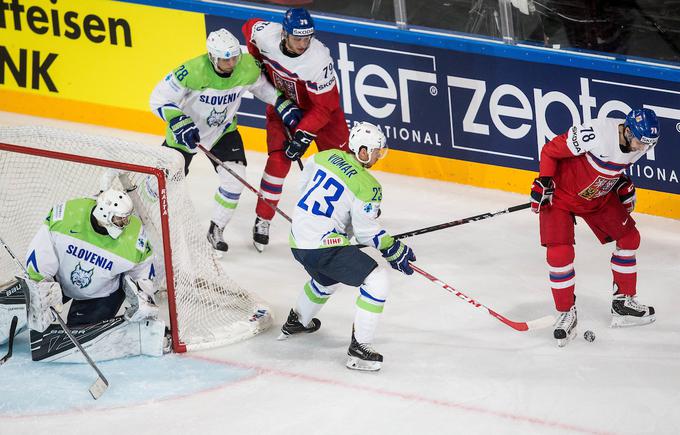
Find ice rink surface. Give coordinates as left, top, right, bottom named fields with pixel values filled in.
left=1, top=113, right=679, bottom=435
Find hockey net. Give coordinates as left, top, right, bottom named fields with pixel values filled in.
left=0, top=126, right=271, bottom=352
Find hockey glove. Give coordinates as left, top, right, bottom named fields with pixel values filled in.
left=284, top=129, right=315, bottom=161
left=169, top=114, right=200, bottom=150
left=530, top=176, right=555, bottom=213
left=615, top=174, right=636, bottom=213
left=24, top=278, right=62, bottom=332
left=123, top=276, right=159, bottom=322
left=380, top=240, right=416, bottom=275
left=274, top=95, right=302, bottom=130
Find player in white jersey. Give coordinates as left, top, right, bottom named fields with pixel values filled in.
left=150, top=28, right=301, bottom=253
left=530, top=108, right=660, bottom=347
left=0, top=190, right=167, bottom=362
left=279, top=122, right=416, bottom=371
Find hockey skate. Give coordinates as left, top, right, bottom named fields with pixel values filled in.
left=252, top=217, right=270, bottom=253
left=277, top=309, right=320, bottom=340
left=346, top=329, right=383, bottom=371
left=207, top=221, right=228, bottom=253
left=553, top=306, right=577, bottom=348
left=611, top=293, right=655, bottom=327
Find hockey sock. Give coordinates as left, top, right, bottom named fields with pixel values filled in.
left=256, top=152, right=291, bottom=220
left=212, top=164, right=245, bottom=228
left=547, top=244, right=576, bottom=312
left=353, top=268, right=388, bottom=343
left=295, top=280, right=340, bottom=326
left=611, top=228, right=640, bottom=296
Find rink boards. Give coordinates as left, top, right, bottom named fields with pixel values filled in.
left=1, top=0, right=679, bottom=217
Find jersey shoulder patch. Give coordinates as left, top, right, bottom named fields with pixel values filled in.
left=173, top=55, right=211, bottom=90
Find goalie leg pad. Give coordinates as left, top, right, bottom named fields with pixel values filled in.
left=353, top=267, right=389, bottom=344
left=31, top=317, right=166, bottom=362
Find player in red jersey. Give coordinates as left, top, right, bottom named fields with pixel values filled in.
left=530, top=108, right=660, bottom=347
left=243, top=8, right=349, bottom=252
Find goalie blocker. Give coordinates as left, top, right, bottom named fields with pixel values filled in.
left=0, top=279, right=28, bottom=345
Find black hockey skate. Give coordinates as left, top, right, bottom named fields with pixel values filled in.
left=611, top=293, right=655, bottom=327
left=207, top=221, right=228, bottom=253
left=277, top=309, right=320, bottom=340
left=346, top=329, right=383, bottom=371
left=553, top=306, right=577, bottom=348
left=252, top=217, right=270, bottom=253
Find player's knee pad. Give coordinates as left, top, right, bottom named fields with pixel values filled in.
left=357, top=267, right=389, bottom=312
left=546, top=244, right=575, bottom=267
left=217, top=162, right=246, bottom=196
left=616, top=227, right=640, bottom=250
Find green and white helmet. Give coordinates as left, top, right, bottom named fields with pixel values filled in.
left=207, top=29, right=242, bottom=70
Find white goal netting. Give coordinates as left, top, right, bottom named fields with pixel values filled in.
left=0, top=126, right=271, bottom=352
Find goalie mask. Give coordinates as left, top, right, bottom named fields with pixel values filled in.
left=93, top=189, right=134, bottom=239
left=207, top=29, right=241, bottom=73
left=349, top=122, right=388, bottom=165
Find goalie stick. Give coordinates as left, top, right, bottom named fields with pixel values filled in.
left=0, top=235, right=109, bottom=399
left=410, top=263, right=555, bottom=332
left=197, top=144, right=293, bottom=222
left=0, top=316, right=18, bottom=366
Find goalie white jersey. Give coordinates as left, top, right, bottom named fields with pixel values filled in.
left=25, top=198, right=155, bottom=300
left=290, top=150, right=395, bottom=251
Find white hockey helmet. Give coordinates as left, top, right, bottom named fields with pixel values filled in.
left=348, top=122, right=388, bottom=164
left=93, top=189, right=134, bottom=239
left=207, top=29, right=241, bottom=70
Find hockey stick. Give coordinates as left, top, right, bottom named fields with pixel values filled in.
left=0, top=316, right=18, bottom=366
left=392, top=202, right=531, bottom=240
left=283, top=126, right=305, bottom=170
left=197, top=144, right=293, bottom=222
left=0, top=236, right=109, bottom=399
left=410, top=263, right=555, bottom=332
left=49, top=307, right=109, bottom=399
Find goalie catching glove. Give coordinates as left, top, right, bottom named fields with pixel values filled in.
left=169, top=114, right=200, bottom=150
left=274, top=95, right=303, bottom=130
left=380, top=240, right=416, bottom=275
left=284, top=129, right=315, bottom=160
left=615, top=174, right=636, bottom=213
left=122, top=276, right=159, bottom=322
left=24, top=278, right=63, bottom=332
left=530, top=176, right=555, bottom=213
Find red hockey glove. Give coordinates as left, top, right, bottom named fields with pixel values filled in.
left=615, top=174, right=636, bottom=213
left=530, top=176, right=555, bottom=213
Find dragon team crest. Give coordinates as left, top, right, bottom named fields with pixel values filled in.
left=70, top=262, right=94, bottom=288
left=207, top=107, right=228, bottom=127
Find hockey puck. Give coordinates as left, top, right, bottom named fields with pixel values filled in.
left=583, top=330, right=595, bottom=342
